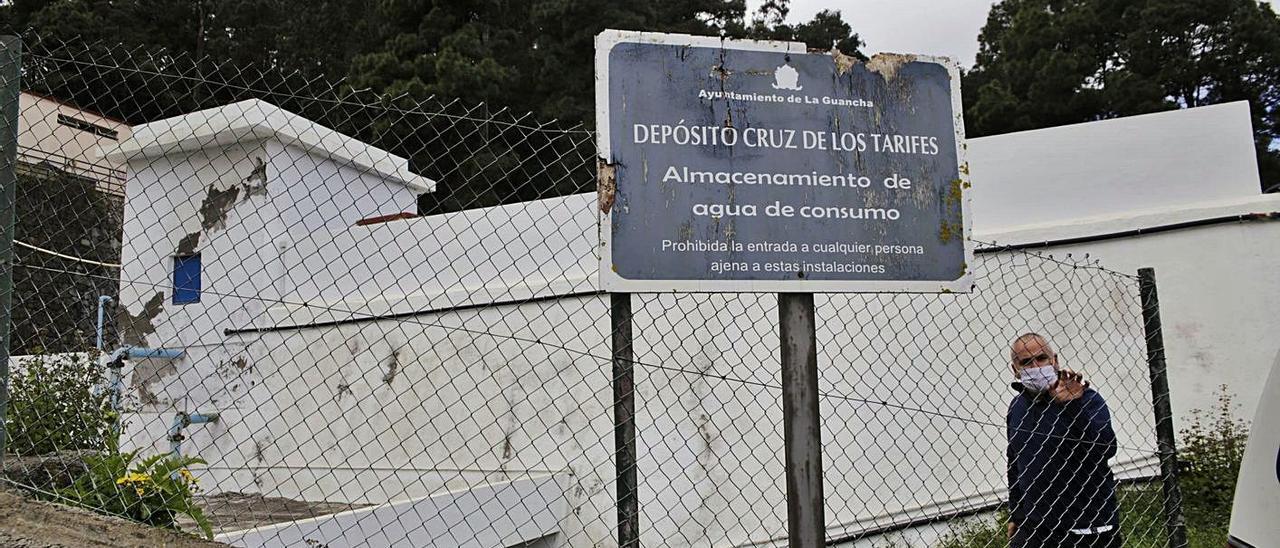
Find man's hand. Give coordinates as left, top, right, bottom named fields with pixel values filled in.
left=1050, top=368, right=1089, bottom=403
left=1007, top=521, right=1016, bottom=539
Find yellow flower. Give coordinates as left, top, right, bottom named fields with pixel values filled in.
left=115, top=472, right=151, bottom=485
left=134, top=486, right=145, bottom=496
left=178, top=469, right=198, bottom=484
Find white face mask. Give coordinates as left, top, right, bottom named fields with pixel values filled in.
left=1018, top=365, right=1058, bottom=393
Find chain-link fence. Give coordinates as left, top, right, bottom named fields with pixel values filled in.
left=0, top=34, right=1187, bottom=548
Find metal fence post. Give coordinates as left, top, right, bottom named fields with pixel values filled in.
left=611, top=292, right=639, bottom=548
left=779, top=292, right=824, bottom=547
left=0, top=36, right=22, bottom=468
left=1138, top=267, right=1189, bottom=548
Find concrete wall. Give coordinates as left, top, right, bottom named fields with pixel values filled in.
left=115, top=135, right=419, bottom=460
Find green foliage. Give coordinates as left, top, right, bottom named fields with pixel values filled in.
left=743, top=4, right=864, bottom=58
left=0, top=0, right=862, bottom=128
left=0, top=0, right=866, bottom=214
left=1177, top=385, right=1248, bottom=538
left=58, top=450, right=213, bottom=540
left=1116, top=483, right=1168, bottom=547
left=8, top=352, right=115, bottom=456
left=12, top=163, right=124, bottom=355
left=935, top=511, right=1006, bottom=548
left=964, top=0, right=1280, bottom=190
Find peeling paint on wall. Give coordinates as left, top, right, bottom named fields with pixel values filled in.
left=133, top=357, right=178, bottom=405
left=190, top=158, right=269, bottom=253
left=199, top=184, right=241, bottom=233
left=176, top=232, right=200, bottom=255
left=216, top=356, right=250, bottom=380
left=242, top=156, right=269, bottom=198
left=120, top=291, right=165, bottom=346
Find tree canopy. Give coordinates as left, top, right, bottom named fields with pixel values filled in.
left=0, top=0, right=863, bottom=127
left=964, top=0, right=1280, bottom=191
left=0, top=0, right=864, bottom=210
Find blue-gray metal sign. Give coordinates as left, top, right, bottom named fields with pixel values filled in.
left=596, top=31, right=973, bottom=293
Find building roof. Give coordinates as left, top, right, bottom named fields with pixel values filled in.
left=99, top=99, right=435, bottom=193
left=968, top=100, right=1260, bottom=235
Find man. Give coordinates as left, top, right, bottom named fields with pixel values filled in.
left=1006, top=333, right=1120, bottom=548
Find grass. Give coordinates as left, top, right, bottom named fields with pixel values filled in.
left=930, top=483, right=1227, bottom=548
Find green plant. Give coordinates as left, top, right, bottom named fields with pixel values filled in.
left=1177, top=385, right=1249, bottom=542
left=58, top=450, right=213, bottom=539
left=8, top=352, right=115, bottom=455
left=935, top=511, right=1007, bottom=548
left=1116, top=483, right=1168, bottom=547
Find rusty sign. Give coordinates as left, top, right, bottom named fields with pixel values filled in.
left=595, top=30, right=973, bottom=293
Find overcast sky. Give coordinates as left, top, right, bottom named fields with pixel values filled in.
left=758, top=0, right=1279, bottom=68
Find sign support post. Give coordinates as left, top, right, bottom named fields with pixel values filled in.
left=595, top=30, right=972, bottom=547
left=611, top=292, right=640, bottom=548
left=779, top=292, right=823, bottom=547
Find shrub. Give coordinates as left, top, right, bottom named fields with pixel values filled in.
left=1177, top=385, right=1248, bottom=540
left=7, top=352, right=115, bottom=456
left=935, top=511, right=1007, bottom=548
left=58, top=450, right=213, bottom=539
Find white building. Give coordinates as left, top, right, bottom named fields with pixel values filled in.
left=102, top=99, right=1277, bottom=547
left=19, top=91, right=131, bottom=194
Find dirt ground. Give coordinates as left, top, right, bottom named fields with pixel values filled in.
left=1, top=453, right=365, bottom=545
left=0, top=486, right=228, bottom=548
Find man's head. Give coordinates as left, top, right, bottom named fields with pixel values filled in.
left=1009, top=332, right=1059, bottom=379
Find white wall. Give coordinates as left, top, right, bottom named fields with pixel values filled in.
left=115, top=134, right=420, bottom=460
left=143, top=191, right=1157, bottom=548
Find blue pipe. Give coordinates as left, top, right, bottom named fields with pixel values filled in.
left=168, top=411, right=220, bottom=460
left=96, top=296, right=111, bottom=351
left=102, top=347, right=185, bottom=437
left=100, top=344, right=200, bottom=460
left=125, top=347, right=184, bottom=360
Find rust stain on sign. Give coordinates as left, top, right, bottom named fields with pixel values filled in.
left=938, top=178, right=966, bottom=243
left=865, top=53, right=919, bottom=82
left=831, top=48, right=858, bottom=75
left=597, top=159, right=617, bottom=214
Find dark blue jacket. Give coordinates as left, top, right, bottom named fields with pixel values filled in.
left=1006, top=388, right=1119, bottom=531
